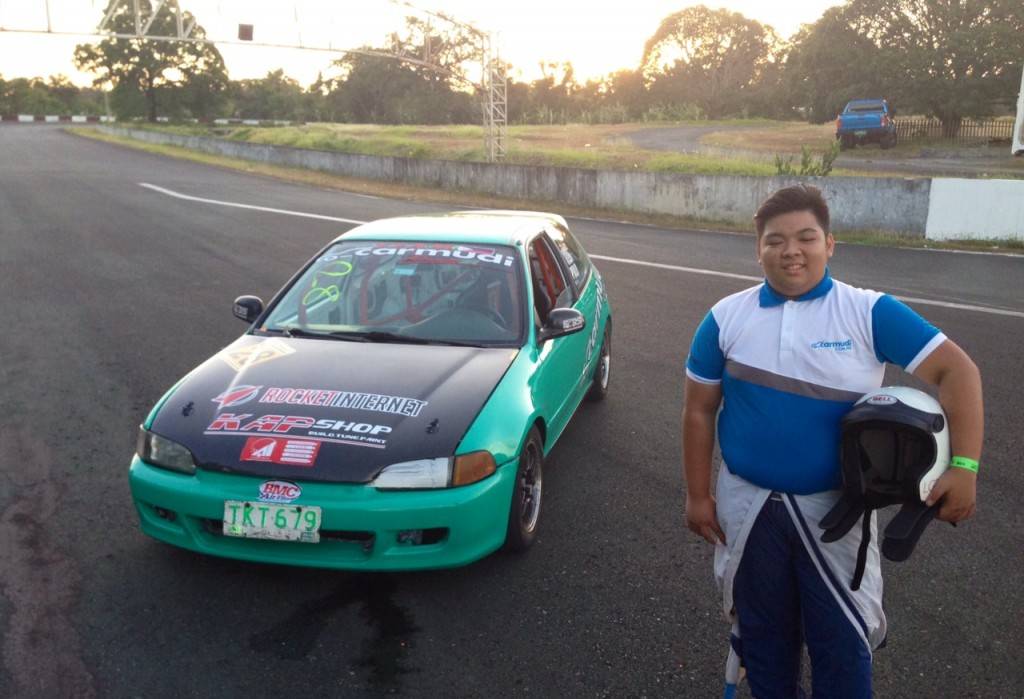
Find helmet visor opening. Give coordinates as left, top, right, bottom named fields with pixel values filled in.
left=856, top=426, right=936, bottom=499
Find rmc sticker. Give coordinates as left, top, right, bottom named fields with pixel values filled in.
left=258, top=480, right=302, bottom=503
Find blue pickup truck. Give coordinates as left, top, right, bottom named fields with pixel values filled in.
left=835, top=99, right=897, bottom=150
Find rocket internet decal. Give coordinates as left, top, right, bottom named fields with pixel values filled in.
left=219, top=339, right=295, bottom=372
left=259, top=387, right=428, bottom=417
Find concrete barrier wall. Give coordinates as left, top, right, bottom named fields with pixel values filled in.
left=926, top=178, right=1024, bottom=240
left=100, top=126, right=952, bottom=236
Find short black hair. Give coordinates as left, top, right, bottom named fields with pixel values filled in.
left=754, top=184, right=830, bottom=236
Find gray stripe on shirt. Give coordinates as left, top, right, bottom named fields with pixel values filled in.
left=725, top=360, right=864, bottom=403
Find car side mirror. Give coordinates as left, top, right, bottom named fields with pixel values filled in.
left=233, top=295, right=263, bottom=323
left=538, top=308, right=585, bottom=343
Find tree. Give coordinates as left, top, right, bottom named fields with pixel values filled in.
left=842, top=0, right=1024, bottom=135
left=0, top=76, right=64, bottom=115
left=325, top=17, right=479, bottom=124
left=784, top=8, right=888, bottom=123
left=641, top=5, right=780, bottom=119
left=73, top=0, right=227, bottom=121
left=229, top=70, right=307, bottom=121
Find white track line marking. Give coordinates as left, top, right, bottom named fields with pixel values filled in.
left=589, top=254, right=761, bottom=283
left=589, top=254, right=1024, bottom=319
left=139, top=182, right=367, bottom=224
left=139, top=184, right=1022, bottom=319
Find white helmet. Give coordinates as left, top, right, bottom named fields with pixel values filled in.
left=820, top=386, right=950, bottom=590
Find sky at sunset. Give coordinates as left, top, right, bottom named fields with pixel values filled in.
left=0, top=0, right=844, bottom=87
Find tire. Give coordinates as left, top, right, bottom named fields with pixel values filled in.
left=504, top=428, right=544, bottom=552
left=838, top=136, right=852, bottom=151
left=585, top=327, right=611, bottom=402
left=880, top=133, right=896, bottom=150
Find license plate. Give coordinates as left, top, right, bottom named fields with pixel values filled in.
left=222, top=500, right=322, bottom=543
left=854, top=130, right=867, bottom=136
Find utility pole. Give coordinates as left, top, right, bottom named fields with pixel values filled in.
left=1013, top=62, right=1023, bottom=156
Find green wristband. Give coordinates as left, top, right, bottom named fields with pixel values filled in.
left=950, top=456, right=979, bottom=474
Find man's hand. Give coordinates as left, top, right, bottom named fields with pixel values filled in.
left=926, top=468, right=977, bottom=523
left=686, top=493, right=726, bottom=545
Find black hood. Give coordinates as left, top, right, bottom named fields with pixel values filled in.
left=150, top=335, right=517, bottom=483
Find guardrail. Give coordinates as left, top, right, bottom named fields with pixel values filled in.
left=1, top=114, right=115, bottom=123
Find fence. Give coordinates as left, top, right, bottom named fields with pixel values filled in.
left=894, top=117, right=1014, bottom=143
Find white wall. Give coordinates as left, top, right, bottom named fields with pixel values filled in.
left=926, top=178, right=1024, bottom=241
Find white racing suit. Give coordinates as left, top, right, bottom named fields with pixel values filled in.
left=715, top=467, right=887, bottom=690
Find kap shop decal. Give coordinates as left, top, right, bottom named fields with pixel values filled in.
left=218, top=339, right=295, bottom=372
left=241, top=437, right=320, bottom=467
left=206, top=413, right=392, bottom=449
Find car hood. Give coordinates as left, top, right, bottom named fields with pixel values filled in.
left=149, top=335, right=518, bottom=484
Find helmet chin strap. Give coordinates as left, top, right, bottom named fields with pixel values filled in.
left=820, top=492, right=942, bottom=590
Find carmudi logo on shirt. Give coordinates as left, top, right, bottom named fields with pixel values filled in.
left=810, top=339, right=853, bottom=352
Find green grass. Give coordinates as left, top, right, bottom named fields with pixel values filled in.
left=834, top=230, right=1024, bottom=253
left=646, top=152, right=777, bottom=176
left=136, top=122, right=784, bottom=176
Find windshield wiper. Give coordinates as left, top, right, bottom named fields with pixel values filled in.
left=339, top=330, right=487, bottom=348
left=272, top=327, right=368, bottom=341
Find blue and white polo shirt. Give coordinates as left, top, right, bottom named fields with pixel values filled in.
left=686, top=270, right=946, bottom=495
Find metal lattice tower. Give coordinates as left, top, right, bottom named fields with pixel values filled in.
left=482, top=34, right=507, bottom=162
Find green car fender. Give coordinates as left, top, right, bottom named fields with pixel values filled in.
left=142, top=370, right=196, bottom=429
left=455, top=348, right=547, bottom=465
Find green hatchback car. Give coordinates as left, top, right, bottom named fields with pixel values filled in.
left=130, top=211, right=611, bottom=570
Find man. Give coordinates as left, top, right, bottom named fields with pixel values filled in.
left=682, top=184, right=983, bottom=697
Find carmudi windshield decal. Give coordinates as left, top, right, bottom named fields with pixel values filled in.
left=319, top=243, right=516, bottom=267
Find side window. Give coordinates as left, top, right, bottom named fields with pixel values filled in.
left=528, top=236, right=572, bottom=324
left=547, top=224, right=590, bottom=291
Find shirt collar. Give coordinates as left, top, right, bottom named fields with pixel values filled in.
left=759, top=268, right=833, bottom=307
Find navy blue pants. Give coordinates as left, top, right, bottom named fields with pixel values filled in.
left=733, top=495, right=872, bottom=699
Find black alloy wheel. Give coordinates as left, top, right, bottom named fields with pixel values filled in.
left=585, top=327, right=611, bottom=402
left=505, top=428, right=544, bottom=552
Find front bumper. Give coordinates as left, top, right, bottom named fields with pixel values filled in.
left=128, top=455, right=517, bottom=571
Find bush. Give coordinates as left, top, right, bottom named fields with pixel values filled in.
left=774, top=141, right=840, bottom=176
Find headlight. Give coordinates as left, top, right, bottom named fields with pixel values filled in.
left=372, top=452, right=496, bottom=490
left=372, top=458, right=450, bottom=489
left=137, top=425, right=197, bottom=475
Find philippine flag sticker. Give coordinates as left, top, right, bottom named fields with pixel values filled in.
left=241, top=437, right=320, bottom=467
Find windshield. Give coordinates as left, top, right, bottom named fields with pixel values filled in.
left=846, top=101, right=885, bottom=112
left=261, top=240, right=526, bottom=346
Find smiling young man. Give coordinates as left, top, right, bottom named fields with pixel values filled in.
left=681, top=185, right=983, bottom=697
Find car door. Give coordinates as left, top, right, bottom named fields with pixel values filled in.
left=527, top=233, right=593, bottom=444
left=546, top=223, right=604, bottom=402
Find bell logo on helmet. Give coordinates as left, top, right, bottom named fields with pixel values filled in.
left=867, top=394, right=898, bottom=405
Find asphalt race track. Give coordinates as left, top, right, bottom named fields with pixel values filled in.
left=1, top=126, right=1022, bottom=698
